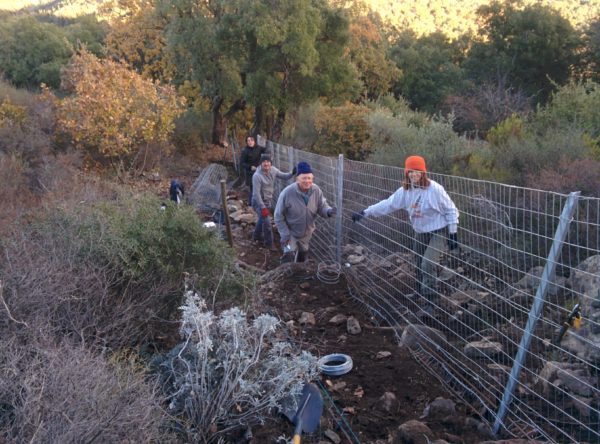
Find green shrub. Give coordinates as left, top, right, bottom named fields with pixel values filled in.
left=488, top=120, right=590, bottom=185
left=74, top=195, right=246, bottom=308
left=365, top=93, right=413, bottom=117
left=0, top=194, right=246, bottom=347
left=313, top=103, right=372, bottom=160
left=282, top=101, right=322, bottom=149
left=529, top=80, right=600, bottom=139
left=366, top=108, right=477, bottom=173
left=486, top=113, right=524, bottom=147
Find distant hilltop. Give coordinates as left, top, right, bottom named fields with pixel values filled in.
left=361, top=0, right=598, bottom=37
left=1, top=0, right=598, bottom=36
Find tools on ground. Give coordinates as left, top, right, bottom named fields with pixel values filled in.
left=554, top=303, right=582, bottom=345
left=282, top=383, right=323, bottom=444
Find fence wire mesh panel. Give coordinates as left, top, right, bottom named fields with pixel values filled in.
left=263, top=142, right=600, bottom=443
left=188, top=163, right=228, bottom=212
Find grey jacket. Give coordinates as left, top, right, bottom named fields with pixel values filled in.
left=252, top=166, right=293, bottom=209
left=274, top=182, right=332, bottom=242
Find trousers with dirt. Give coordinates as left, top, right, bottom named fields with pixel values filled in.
left=413, top=229, right=446, bottom=303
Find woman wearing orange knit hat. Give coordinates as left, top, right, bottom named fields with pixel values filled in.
left=352, top=155, right=459, bottom=316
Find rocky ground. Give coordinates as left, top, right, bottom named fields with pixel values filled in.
left=153, top=158, right=553, bottom=444
left=214, top=189, right=519, bottom=444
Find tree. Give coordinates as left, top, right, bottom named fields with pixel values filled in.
left=164, top=0, right=358, bottom=144
left=103, top=0, right=173, bottom=81
left=584, top=17, right=600, bottom=81
left=464, top=0, right=584, bottom=103
left=389, top=30, right=467, bottom=113
left=52, top=49, right=184, bottom=174
left=0, top=16, right=72, bottom=89
left=163, top=0, right=246, bottom=146
left=63, top=14, right=109, bottom=58
left=346, top=11, right=400, bottom=102
left=238, top=0, right=359, bottom=140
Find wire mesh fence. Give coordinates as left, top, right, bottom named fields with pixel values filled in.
left=262, top=140, right=600, bottom=443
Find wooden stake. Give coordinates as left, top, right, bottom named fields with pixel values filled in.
left=220, top=180, right=234, bottom=247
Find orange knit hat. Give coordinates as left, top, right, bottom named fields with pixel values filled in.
left=405, top=155, right=427, bottom=172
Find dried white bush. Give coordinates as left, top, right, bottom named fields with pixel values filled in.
left=156, top=290, right=318, bottom=443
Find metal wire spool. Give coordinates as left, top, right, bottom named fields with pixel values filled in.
left=317, top=261, right=341, bottom=284
left=317, top=354, right=353, bottom=376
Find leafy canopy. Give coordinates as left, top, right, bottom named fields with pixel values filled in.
left=52, top=49, right=184, bottom=170
left=464, top=0, right=584, bottom=102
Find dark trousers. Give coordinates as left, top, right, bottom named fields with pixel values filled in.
left=252, top=200, right=274, bottom=247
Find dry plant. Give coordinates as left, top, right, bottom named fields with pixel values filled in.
left=0, top=211, right=160, bottom=348
left=154, top=289, right=318, bottom=443
left=0, top=337, right=172, bottom=443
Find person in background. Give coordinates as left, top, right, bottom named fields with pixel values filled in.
left=252, top=154, right=296, bottom=251
left=169, top=180, right=185, bottom=205
left=240, top=135, right=267, bottom=205
left=352, top=155, right=459, bottom=314
left=274, top=161, right=336, bottom=262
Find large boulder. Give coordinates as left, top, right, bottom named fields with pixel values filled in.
left=515, top=266, right=566, bottom=296
left=400, top=324, right=448, bottom=350
left=391, top=420, right=434, bottom=444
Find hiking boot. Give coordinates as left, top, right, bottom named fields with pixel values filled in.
left=296, top=250, right=308, bottom=263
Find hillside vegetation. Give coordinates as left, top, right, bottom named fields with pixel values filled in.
left=1, top=0, right=600, bottom=442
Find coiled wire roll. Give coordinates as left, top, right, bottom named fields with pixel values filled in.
left=317, top=354, right=353, bottom=376
left=317, top=261, right=341, bottom=284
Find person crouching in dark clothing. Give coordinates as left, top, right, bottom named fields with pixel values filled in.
left=170, top=180, right=184, bottom=204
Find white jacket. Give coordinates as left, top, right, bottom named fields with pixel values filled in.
left=364, top=180, right=458, bottom=234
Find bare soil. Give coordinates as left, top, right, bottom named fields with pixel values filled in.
left=153, top=159, right=493, bottom=443
left=221, top=189, right=492, bottom=444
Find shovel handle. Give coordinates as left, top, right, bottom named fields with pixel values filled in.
left=291, top=393, right=312, bottom=444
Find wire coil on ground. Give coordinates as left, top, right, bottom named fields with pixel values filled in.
left=317, top=261, right=341, bottom=284
left=317, top=354, right=353, bottom=376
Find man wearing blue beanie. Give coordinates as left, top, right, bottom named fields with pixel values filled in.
left=274, top=161, right=336, bottom=262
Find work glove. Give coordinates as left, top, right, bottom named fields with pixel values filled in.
left=250, top=166, right=257, bottom=172
left=352, top=210, right=365, bottom=223
left=447, top=232, right=458, bottom=251
left=327, top=207, right=337, bottom=217
left=260, top=207, right=269, bottom=218
left=291, top=166, right=297, bottom=175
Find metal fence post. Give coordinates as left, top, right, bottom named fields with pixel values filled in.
left=492, top=191, right=581, bottom=435
left=288, top=145, right=295, bottom=171
left=335, top=154, right=344, bottom=263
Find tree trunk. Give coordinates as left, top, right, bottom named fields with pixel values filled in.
left=271, top=109, right=286, bottom=142
left=211, top=95, right=225, bottom=146
left=212, top=97, right=246, bottom=146
left=251, top=104, right=264, bottom=139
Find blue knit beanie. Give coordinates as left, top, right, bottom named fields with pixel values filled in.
left=297, top=161, right=312, bottom=175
